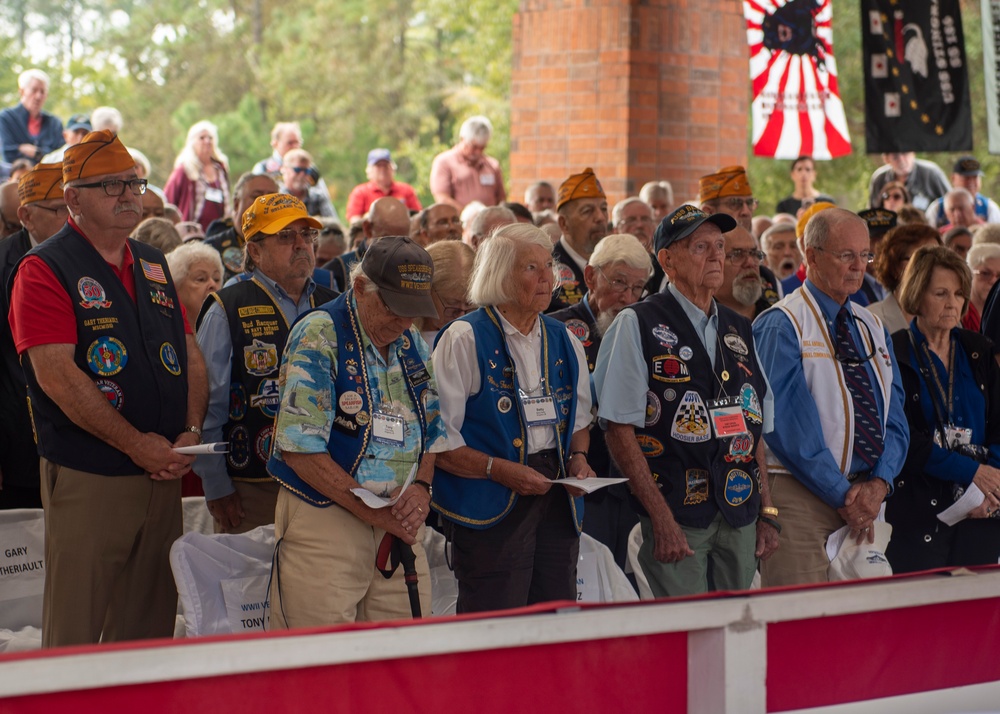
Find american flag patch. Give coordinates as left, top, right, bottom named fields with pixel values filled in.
left=141, top=259, right=167, bottom=284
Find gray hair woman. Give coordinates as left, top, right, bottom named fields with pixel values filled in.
left=431, top=223, right=595, bottom=613
left=415, top=240, right=476, bottom=345
left=965, top=243, right=1000, bottom=331
left=163, top=120, right=231, bottom=232
left=134, top=217, right=182, bottom=255
left=165, top=240, right=224, bottom=323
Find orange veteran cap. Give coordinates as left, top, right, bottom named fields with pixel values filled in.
left=557, top=168, right=606, bottom=210
left=62, top=130, right=136, bottom=184
left=796, top=201, right=836, bottom=239
left=699, top=166, right=753, bottom=203
left=18, top=162, right=64, bottom=205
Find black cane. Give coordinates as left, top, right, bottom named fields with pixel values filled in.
left=398, top=542, right=422, bottom=618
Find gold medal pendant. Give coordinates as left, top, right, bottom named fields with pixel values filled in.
left=721, top=370, right=730, bottom=382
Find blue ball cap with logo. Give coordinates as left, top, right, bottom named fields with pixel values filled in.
left=653, top=205, right=737, bottom=252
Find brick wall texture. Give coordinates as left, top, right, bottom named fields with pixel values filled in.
left=510, top=0, right=749, bottom=206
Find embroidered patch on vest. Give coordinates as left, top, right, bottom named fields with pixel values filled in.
left=670, top=391, right=710, bottom=443
left=222, top=246, right=243, bottom=274
left=636, top=434, right=664, bottom=457
left=740, top=383, right=763, bottom=425
left=159, top=342, right=182, bottom=375
left=244, top=339, right=278, bottom=377
left=651, top=324, right=678, bottom=348
left=255, top=425, right=274, bottom=463
left=227, top=425, right=251, bottom=469
left=229, top=384, right=247, bottom=421
left=86, top=336, right=128, bottom=376
left=724, top=469, right=754, bottom=506
left=140, top=258, right=167, bottom=284
left=251, top=379, right=280, bottom=417
left=725, top=432, right=754, bottom=463
left=77, top=276, right=111, bottom=309
left=684, top=469, right=709, bottom=505
left=564, top=319, right=590, bottom=344
left=652, top=354, right=690, bottom=383
left=95, top=379, right=123, bottom=410
left=644, top=391, right=661, bottom=427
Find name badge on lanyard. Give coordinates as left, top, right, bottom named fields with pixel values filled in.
left=707, top=396, right=747, bottom=439
left=204, top=186, right=224, bottom=204
left=521, top=395, right=558, bottom=426
left=372, top=409, right=405, bottom=445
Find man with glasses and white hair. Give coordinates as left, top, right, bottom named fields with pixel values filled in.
left=8, top=130, right=208, bottom=646
left=595, top=206, right=778, bottom=596
left=753, top=207, right=909, bottom=586
left=430, top=115, right=506, bottom=209
left=715, top=225, right=771, bottom=321
left=551, top=233, right=651, bottom=569
left=195, top=193, right=339, bottom=533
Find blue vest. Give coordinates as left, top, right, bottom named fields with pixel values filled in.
left=19, top=226, right=188, bottom=475
left=431, top=307, right=584, bottom=531
left=267, top=290, right=432, bottom=506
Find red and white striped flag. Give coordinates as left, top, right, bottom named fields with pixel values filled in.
left=744, top=0, right=852, bottom=159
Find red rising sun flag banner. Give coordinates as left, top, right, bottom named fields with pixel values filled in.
left=743, top=0, right=852, bottom=159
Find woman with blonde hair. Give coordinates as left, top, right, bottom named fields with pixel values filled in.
left=164, top=120, right=231, bottom=232
left=416, top=240, right=476, bottom=345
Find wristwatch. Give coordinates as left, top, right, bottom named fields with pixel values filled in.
left=183, top=425, right=203, bottom=443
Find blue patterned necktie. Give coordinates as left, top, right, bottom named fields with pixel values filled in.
left=835, top=307, right=884, bottom=467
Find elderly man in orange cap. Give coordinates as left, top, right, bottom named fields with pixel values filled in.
left=8, top=130, right=208, bottom=647
left=195, top=193, right=339, bottom=534
left=0, top=163, right=67, bottom=510
left=552, top=167, right=609, bottom=307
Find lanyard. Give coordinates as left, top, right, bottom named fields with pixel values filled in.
left=907, top=328, right=954, bottom=431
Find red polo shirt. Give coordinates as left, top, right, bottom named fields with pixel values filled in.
left=345, top=180, right=422, bottom=222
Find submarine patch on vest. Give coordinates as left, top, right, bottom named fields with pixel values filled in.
left=229, top=383, right=247, bottom=421
left=86, top=336, right=127, bottom=377
left=670, top=390, right=710, bottom=443
left=251, top=379, right=280, bottom=417
left=227, top=426, right=251, bottom=469
left=644, top=391, right=661, bottom=427
left=724, top=469, right=754, bottom=506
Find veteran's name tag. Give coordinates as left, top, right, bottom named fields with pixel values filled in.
left=372, top=412, right=405, bottom=445
left=707, top=397, right=747, bottom=439
left=522, top=395, right=558, bottom=426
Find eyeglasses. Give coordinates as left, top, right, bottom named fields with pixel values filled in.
left=815, top=247, right=875, bottom=264
left=290, top=166, right=311, bottom=174
left=255, top=228, right=320, bottom=245
left=679, top=237, right=727, bottom=256
left=31, top=203, right=69, bottom=216
left=434, top=291, right=475, bottom=320
left=881, top=192, right=905, bottom=202
left=74, top=178, right=148, bottom=196
left=597, top=267, right=646, bottom=297
left=974, top=269, right=1000, bottom=281
left=725, top=248, right=765, bottom=265
left=721, top=197, right=758, bottom=211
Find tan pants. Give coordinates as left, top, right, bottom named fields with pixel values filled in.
left=269, top=488, right=431, bottom=629
left=214, top=479, right=280, bottom=534
left=40, top=458, right=181, bottom=648
left=760, top=470, right=845, bottom=587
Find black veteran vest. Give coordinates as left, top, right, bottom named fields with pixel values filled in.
left=20, top=227, right=188, bottom=475
left=268, top=290, right=433, bottom=506
left=200, top=278, right=338, bottom=482
left=204, top=226, right=245, bottom=282
left=632, top=291, right=767, bottom=529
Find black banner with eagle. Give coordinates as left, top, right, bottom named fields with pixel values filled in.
left=862, top=0, right=972, bottom=153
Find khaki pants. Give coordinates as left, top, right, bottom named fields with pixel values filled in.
left=759, top=470, right=845, bottom=587
left=214, top=479, right=280, bottom=534
left=40, top=458, right=181, bottom=648
left=269, top=488, right=431, bottom=629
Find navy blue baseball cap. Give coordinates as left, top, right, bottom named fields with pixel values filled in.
left=653, top=205, right=736, bottom=252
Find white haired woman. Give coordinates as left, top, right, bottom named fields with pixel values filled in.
left=165, top=240, right=224, bottom=325
left=164, top=120, right=231, bottom=232
left=431, top=223, right=595, bottom=613
left=964, top=243, right=1000, bottom=332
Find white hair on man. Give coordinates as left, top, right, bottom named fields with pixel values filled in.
left=459, top=116, right=493, bottom=145
left=967, top=242, right=1000, bottom=269
left=18, top=68, right=50, bottom=90
left=469, top=223, right=552, bottom=306
left=90, top=106, right=123, bottom=133
left=469, top=205, right=517, bottom=249
left=588, top=233, right=654, bottom=275
left=610, top=197, right=646, bottom=227
left=639, top=180, right=674, bottom=208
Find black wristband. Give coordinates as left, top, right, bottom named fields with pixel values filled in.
left=758, top=515, right=782, bottom=534
left=569, top=451, right=587, bottom=459
left=413, top=479, right=432, bottom=495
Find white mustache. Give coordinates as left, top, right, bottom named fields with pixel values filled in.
left=114, top=203, right=139, bottom=215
